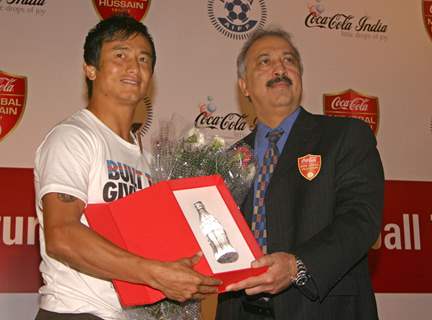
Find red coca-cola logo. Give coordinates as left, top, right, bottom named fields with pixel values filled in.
left=323, top=89, right=379, bottom=135
left=423, top=0, right=432, bottom=41
left=0, top=71, right=27, bottom=143
left=92, top=0, right=151, bottom=21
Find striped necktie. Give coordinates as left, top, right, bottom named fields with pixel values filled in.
left=251, top=129, right=284, bottom=254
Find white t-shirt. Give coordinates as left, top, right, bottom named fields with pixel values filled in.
left=34, top=109, right=152, bottom=319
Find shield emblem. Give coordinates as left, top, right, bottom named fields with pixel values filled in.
left=298, top=154, right=321, bottom=181
left=323, top=89, right=379, bottom=135
left=0, top=71, right=27, bottom=143
left=92, top=0, right=151, bottom=21
left=423, top=1, right=432, bottom=40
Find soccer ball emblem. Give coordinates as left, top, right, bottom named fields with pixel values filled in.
left=224, top=0, right=250, bottom=24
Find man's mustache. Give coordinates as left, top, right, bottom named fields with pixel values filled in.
left=266, top=75, right=293, bottom=87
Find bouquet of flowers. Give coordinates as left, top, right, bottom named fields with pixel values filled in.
left=150, top=125, right=256, bottom=206
left=125, top=121, right=256, bottom=320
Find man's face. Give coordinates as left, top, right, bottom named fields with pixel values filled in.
left=239, top=35, right=302, bottom=123
left=85, top=33, right=153, bottom=105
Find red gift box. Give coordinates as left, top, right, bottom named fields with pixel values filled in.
left=84, top=175, right=266, bottom=307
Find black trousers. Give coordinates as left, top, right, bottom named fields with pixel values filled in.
left=35, top=309, right=104, bottom=320
left=216, top=291, right=275, bottom=320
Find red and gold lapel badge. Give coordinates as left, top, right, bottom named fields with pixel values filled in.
left=297, top=154, right=321, bottom=181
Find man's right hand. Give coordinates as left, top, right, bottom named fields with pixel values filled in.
left=42, top=193, right=220, bottom=303
left=146, top=252, right=221, bottom=302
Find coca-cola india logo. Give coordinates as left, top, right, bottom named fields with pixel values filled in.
left=0, top=0, right=47, bottom=16
left=195, top=112, right=250, bottom=131
left=3, top=0, right=45, bottom=5
left=305, top=13, right=387, bottom=33
left=194, top=96, right=255, bottom=131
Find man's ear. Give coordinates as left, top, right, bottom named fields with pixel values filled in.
left=238, top=78, right=250, bottom=98
left=83, top=63, right=97, bottom=80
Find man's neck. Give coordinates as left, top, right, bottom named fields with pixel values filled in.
left=87, top=96, right=137, bottom=142
left=256, top=105, right=299, bottom=129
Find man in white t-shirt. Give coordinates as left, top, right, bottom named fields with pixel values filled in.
left=34, top=14, right=220, bottom=320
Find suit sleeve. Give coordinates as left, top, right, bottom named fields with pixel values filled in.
left=292, top=119, right=384, bottom=301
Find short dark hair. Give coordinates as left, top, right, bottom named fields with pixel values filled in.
left=83, top=14, right=156, bottom=98
left=237, top=27, right=303, bottom=78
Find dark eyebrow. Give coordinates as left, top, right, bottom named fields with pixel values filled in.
left=112, top=46, right=151, bottom=55
left=140, top=51, right=153, bottom=57
left=112, top=45, right=129, bottom=51
left=111, top=46, right=153, bottom=59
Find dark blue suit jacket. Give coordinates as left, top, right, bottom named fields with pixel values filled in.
left=217, top=108, right=384, bottom=320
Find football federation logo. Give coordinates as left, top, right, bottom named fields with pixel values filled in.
left=131, top=96, right=153, bottom=134
left=423, top=1, right=432, bottom=41
left=430, top=116, right=432, bottom=134
left=92, top=0, right=151, bottom=21
left=131, top=96, right=153, bottom=153
left=208, top=0, right=267, bottom=40
left=323, top=89, right=379, bottom=135
left=0, top=71, right=27, bottom=143
left=298, top=154, right=321, bottom=181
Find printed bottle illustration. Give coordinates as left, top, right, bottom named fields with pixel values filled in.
left=193, top=201, right=239, bottom=263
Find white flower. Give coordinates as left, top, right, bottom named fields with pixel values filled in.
left=211, top=135, right=225, bottom=150
left=185, top=128, right=205, bottom=147
left=196, top=132, right=205, bottom=146
left=246, top=164, right=256, bottom=182
left=186, top=127, right=199, bottom=139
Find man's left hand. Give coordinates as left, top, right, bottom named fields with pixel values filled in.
left=225, top=252, right=297, bottom=295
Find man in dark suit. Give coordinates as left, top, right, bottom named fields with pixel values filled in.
left=216, top=27, right=384, bottom=320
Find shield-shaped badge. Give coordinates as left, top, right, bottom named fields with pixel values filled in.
left=423, top=1, right=432, bottom=41
left=0, top=71, right=27, bottom=143
left=298, top=154, right=321, bottom=181
left=92, top=0, right=151, bottom=21
left=323, top=89, right=379, bottom=135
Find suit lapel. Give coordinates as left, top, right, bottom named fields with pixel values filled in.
left=264, top=109, right=323, bottom=251
left=240, top=130, right=256, bottom=226
left=241, top=109, right=322, bottom=228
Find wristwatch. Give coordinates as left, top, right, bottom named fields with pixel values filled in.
left=294, top=257, right=309, bottom=287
